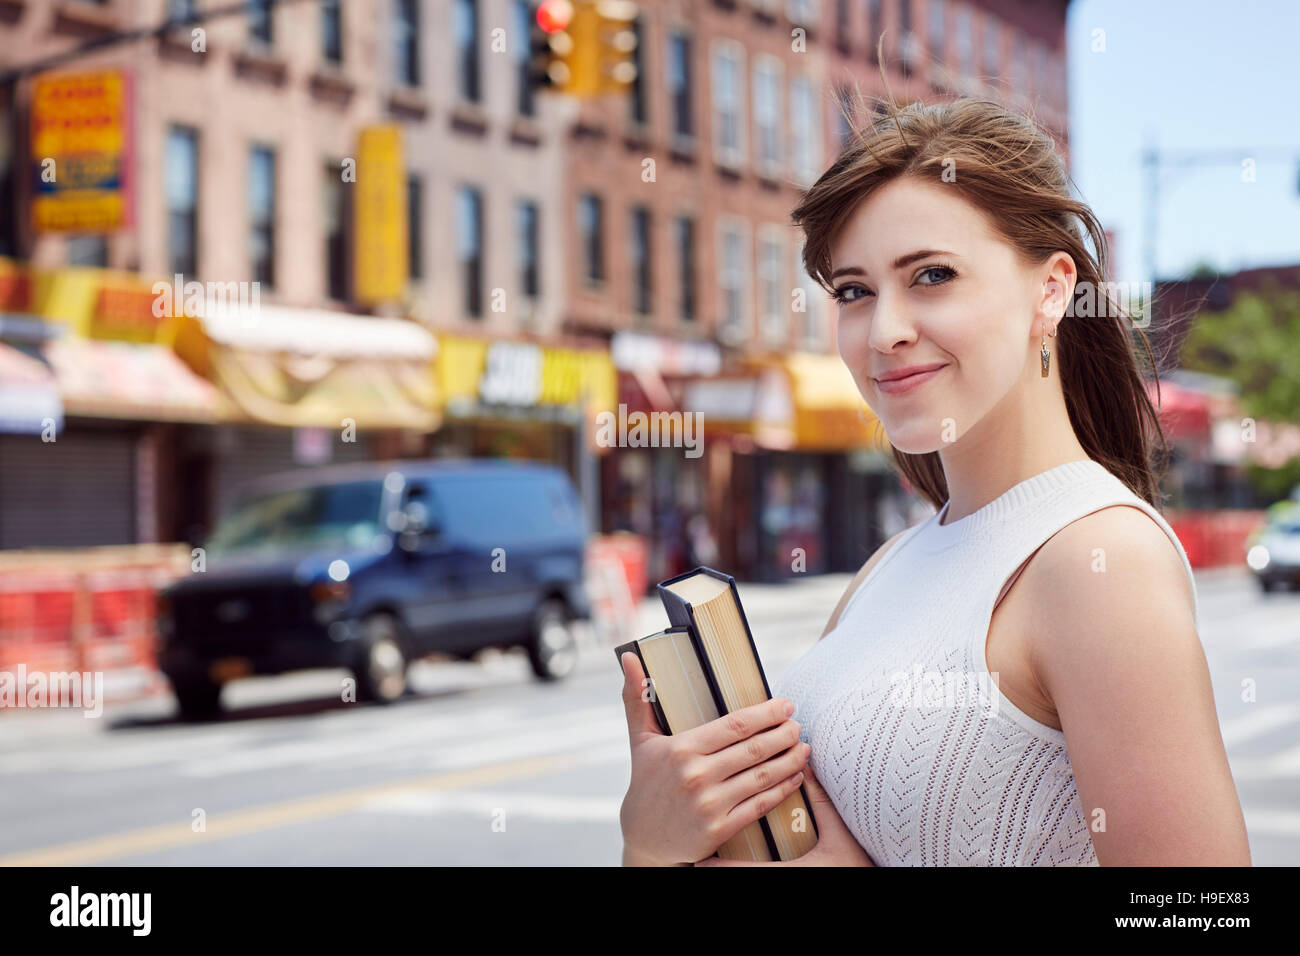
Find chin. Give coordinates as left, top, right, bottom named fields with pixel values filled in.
left=880, top=423, right=946, bottom=455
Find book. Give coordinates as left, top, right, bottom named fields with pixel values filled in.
left=615, top=628, right=776, bottom=862
left=616, top=566, right=819, bottom=863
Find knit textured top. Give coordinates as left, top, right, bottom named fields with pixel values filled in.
left=771, top=458, right=1199, bottom=866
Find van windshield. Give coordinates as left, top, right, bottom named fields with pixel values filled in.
left=206, top=480, right=386, bottom=559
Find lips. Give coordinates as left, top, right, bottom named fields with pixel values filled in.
left=873, top=363, right=947, bottom=396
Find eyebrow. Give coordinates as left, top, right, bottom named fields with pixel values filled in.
left=829, top=249, right=957, bottom=280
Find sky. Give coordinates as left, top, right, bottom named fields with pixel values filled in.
left=1067, top=0, right=1300, bottom=283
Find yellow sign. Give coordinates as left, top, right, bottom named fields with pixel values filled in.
left=353, top=125, right=408, bottom=305
left=438, top=335, right=616, bottom=412
left=31, top=70, right=132, bottom=233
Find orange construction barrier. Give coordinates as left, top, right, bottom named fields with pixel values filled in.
left=0, top=544, right=190, bottom=710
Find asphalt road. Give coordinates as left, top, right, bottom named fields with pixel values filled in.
left=0, top=568, right=1295, bottom=865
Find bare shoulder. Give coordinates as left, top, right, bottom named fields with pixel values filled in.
left=820, top=527, right=912, bottom=639
left=1015, top=505, right=1249, bottom=864
left=1019, top=503, right=1199, bottom=694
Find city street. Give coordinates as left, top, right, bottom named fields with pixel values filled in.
left=0, top=568, right=1296, bottom=866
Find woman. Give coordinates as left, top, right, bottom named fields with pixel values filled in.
left=618, top=95, right=1250, bottom=866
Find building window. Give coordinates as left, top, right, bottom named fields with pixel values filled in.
left=630, top=206, right=652, bottom=316
left=711, top=41, right=746, bottom=168
left=835, top=83, right=854, bottom=150
left=675, top=215, right=696, bottom=322
left=786, top=0, right=816, bottom=24
left=67, top=236, right=108, bottom=267
left=578, top=193, right=604, bottom=286
left=667, top=29, right=694, bottom=144
left=458, top=186, right=483, bottom=317
left=955, top=5, right=972, bottom=77
left=515, top=0, right=535, bottom=116
left=395, top=0, right=420, bottom=87
left=753, top=56, right=783, bottom=178
left=247, top=0, right=273, bottom=46
left=790, top=73, right=821, bottom=186
left=928, top=0, right=944, bottom=63
left=717, top=219, right=750, bottom=344
left=866, top=0, right=881, bottom=61
left=408, top=174, right=423, bottom=282
left=629, top=14, right=647, bottom=126
left=323, top=160, right=347, bottom=301
left=1010, top=29, right=1026, bottom=92
left=758, top=227, right=785, bottom=345
left=518, top=199, right=539, bottom=299
left=983, top=18, right=999, bottom=78
left=794, top=238, right=824, bottom=348
left=166, top=125, right=198, bottom=279
left=835, top=0, right=850, bottom=52
left=899, top=0, right=914, bottom=62
left=322, top=0, right=342, bottom=64
left=249, top=145, right=275, bottom=289
left=455, top=0, right=480, bottom=103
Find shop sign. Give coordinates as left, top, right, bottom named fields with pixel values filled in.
left=31, top=70, right=133, bottom=233
left=461, top=338, right=615, bottom=411
left=353, top=125, right=407, bottom=305
left=611, top=331, right=721, bottom=376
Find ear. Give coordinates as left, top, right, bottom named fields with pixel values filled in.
left=1036, top=251, right=1078, bottom=336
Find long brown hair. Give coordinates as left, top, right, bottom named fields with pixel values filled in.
left=791, top=90, right=1170, bottom=512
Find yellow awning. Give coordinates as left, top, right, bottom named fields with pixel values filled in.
left=171, top=305, right=440, bottom=430
left=750, top=353, right=890, bottom=452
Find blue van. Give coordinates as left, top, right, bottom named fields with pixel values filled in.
left=157, top=460, right=591, bottom=719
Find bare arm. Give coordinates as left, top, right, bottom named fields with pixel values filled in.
left=1026, top=507, right=1250, bottom=865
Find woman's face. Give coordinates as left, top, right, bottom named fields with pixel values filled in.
left=829, top=175, right=1068, bottom=454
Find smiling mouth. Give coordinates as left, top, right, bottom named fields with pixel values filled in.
left=874, top=365, right=946, bottom=395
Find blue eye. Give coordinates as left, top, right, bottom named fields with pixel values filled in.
left=916, top=264, right=957, bottom=286
left=832, top=284, right=870, bottom=304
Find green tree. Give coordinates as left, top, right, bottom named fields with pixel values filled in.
left=1180, top=281, right=1300, bottom=423
left=1180, top=281, right=1300, bottom=504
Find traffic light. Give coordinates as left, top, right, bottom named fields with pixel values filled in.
left=528, top=0, right=573, bottom=92
left=528, top=0, right=601, bottom=95
left=527, top=0, right=639, bottom=97
left=596, top=0, right=639, bottom=94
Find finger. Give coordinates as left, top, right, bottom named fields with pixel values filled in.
left=718, top=770, right=805, bottom=846
left=709, top=719, right=803, bottom=782
left=619, top=652, right=662, bottom=738
left=683, top=697, right=794, bottom=755
left=718, top=740, right=810, bottom=811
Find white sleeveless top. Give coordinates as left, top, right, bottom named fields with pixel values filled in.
left=772, top=459, right=1199, bottom=866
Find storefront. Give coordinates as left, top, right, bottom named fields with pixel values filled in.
left=0, top=260, right=440, bottom=546
left=433, top=334, right=617, bottom=532
left=679, top=351, right=901, bottom=582
left=603, top=332, right=720, bottom=583
left=0, top=328, right=222, bottom=549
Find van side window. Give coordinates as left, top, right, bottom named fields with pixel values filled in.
left=426, top=474, right=581, bottom=542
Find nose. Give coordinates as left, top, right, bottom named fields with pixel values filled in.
left=867, top=289, right=918, bottom=355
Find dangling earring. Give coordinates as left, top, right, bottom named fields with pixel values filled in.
left=1040, top=323, right=1057, bottom=378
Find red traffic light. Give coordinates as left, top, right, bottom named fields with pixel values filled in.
left=537, top=0, right=574, bottom=33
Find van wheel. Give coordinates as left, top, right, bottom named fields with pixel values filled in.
left=527, top=599, right=578, bottom=681
left=174, top=677, right=223, bottom=722
left=354, top=614, right=408, bottom=704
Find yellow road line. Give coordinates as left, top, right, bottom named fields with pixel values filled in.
left=0, top=751, right=588, bottom=867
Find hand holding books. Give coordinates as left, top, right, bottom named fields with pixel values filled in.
left=618, top=650, right=810, bottom=866
left=695, top=763, right=877, bottom=867
left=616, top=567, right=822, bottom=865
